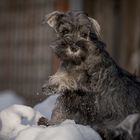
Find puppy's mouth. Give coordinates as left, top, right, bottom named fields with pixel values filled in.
left=70, top=45, right=79, bottom=52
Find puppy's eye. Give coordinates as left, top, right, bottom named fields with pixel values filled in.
left=62, top=29, right=69, bottom=35
left=81, top=32, right=88, bottom=39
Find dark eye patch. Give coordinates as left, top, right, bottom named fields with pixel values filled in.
left=61, top=28, right=69, bottom=35
left=58, top=21, right=72, bottom=35
left=79, top=26, right=90, bottom=39
left=90, top=32, right=98, bottom=40
left=81, top=32, right=88, bottom=38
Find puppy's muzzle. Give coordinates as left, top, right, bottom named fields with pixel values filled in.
left=70, top=45, right=79, bottom=52
left=63, top=37, right=80, bottom=52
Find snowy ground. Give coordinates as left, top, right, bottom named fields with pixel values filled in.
left=0, top=91, right=102, bottom=140
left=0, top=90, right=24, bottom=111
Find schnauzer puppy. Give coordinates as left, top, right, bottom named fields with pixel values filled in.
left=39, top=10, right=140, bottom=137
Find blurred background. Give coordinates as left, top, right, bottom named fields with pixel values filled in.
left=0, top=0, right=140, bottom=106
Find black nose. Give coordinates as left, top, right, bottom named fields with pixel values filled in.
left=70, top=46, right=79, bottom=52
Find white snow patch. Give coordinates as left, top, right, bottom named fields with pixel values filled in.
left=15, top=120, right=102, bottom=140
left=0, top=105, right=43, bottom=140
left=0, top=96, right=102, bottom=140
left=0, top=90, right=24, bottom=111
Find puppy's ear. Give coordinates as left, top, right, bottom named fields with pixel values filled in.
left=88, top=17, right=101, bottom=38
left=43, top=11, right=63, bottom=29
left=116, top=114, right=140, bottom=136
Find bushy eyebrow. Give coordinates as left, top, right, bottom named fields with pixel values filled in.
left=57, top=15, right=91, bottom=34
left=78, top=25, right=90, bottom=32
left=58, top=22, right=73, bottom=32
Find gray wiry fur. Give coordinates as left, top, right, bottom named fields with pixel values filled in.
left=40, top=11, right=140, bottom=137
left=105, top=114, right=140, bottom=140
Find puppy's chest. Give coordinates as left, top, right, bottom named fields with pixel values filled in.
left=58, top=91, right=95, bottom=114
left=49, top=70, right=88, bottom=91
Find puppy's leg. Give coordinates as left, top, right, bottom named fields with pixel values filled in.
left=37, top=106, right=66, bottom=127
left=49, top=104, right=67, bottom=125
left=37, top=117, right=49, bottom=126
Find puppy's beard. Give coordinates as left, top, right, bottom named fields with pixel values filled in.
left=51, top=38, right=88, bottom=65
left=67, top=47, right=80, bottom=55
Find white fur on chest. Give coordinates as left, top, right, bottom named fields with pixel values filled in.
left=49, top=72, right=78, bottom=92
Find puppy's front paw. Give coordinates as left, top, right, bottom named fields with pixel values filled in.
left=42, top=81, right=58, bottom=96
left=38, top=117, right=49, bottom=126
left=48, top=73, right=77, bottom=92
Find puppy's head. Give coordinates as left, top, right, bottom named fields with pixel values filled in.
left=43, top=11, right=102, bottom=64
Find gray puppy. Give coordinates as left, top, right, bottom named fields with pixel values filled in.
left=39, top=11, right=140, bottom=137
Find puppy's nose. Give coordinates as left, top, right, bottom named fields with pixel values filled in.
left=70, top=46, right=79, bottom=52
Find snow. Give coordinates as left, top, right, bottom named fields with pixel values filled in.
left=0, top=93, right=102, bottom=140
left=0, top=105, right=43, bottom=140
left=15, top=120, right=102, bottom=140
left=0, top=90, right=24, bottom=111
left=34, top=94, right=59, bottom=119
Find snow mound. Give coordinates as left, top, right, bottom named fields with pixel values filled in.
left=15, top=120, right=102, bottom=140
left=0, top=104, right=43, bottom=140
left=0, top=90, right=24, bottom=111
left=0, top=104, right=102, bottom=140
